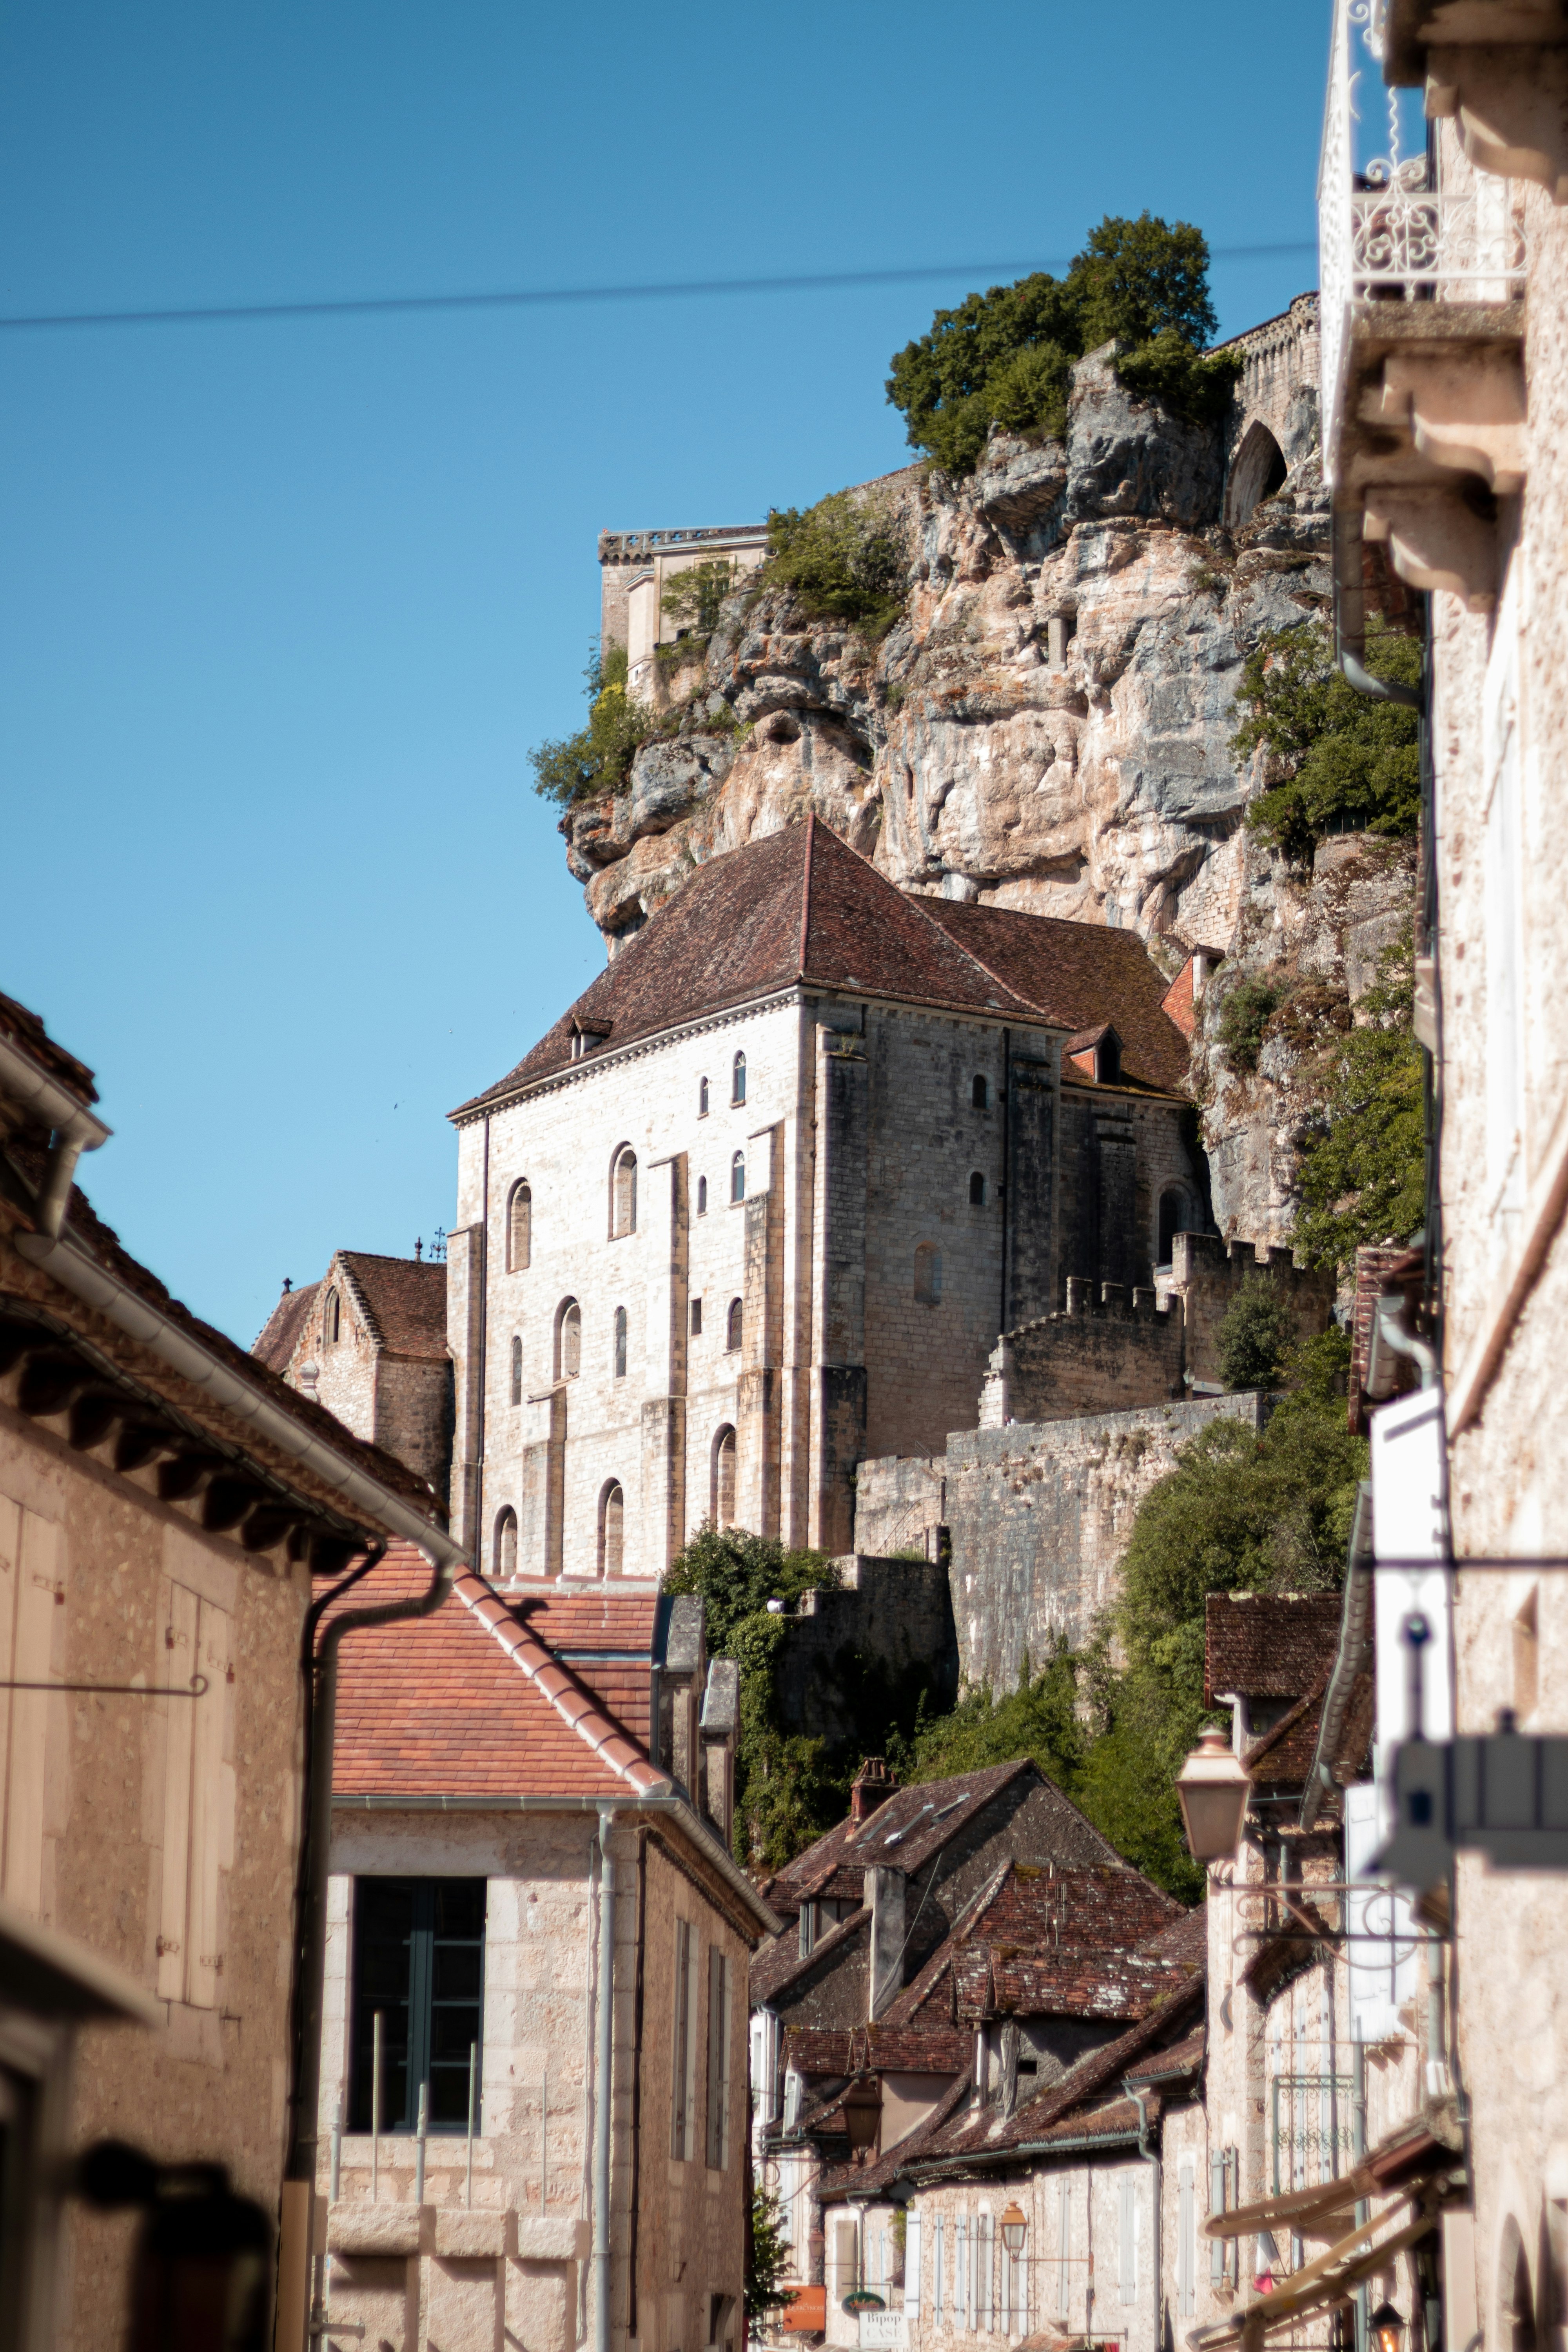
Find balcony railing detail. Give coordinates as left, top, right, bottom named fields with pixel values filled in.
left=1319, top=0, right=1526, bottom=483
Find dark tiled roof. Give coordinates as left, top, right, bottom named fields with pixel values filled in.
left=339, top=1252, right=448, bottom=1359
left=920, top=900, right=1191, bottom=1094
left=958, top=1946, right=1196, bottom=2024
left=327, top=1543, right=664, bottom=1800
left=749, top=1907, right=870, bottom=2008
left=0, top=991, right=99, bottom=1111
left=455, top=821, right=1192, bottom=1116
left=1205, top=1593, right=1344, bottom=1705
left=786, top=2027, right=969, bottom=2076
left=252, top=1281, right=321, bottom=1373
left=768, top=1760, right=1051, bottom=1895
left=1125, top=2025, right=1206, bottom=2088
left=1245, top=1675, right=1330, bottom=1784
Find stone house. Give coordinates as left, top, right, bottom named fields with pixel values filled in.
left=315, top=1544, right=775, bottom=2352
left=1317, top=1, right=1568, bottom=2343
left=446, top=818, right=1202, bottom=1580
left=255, top=1249, right=453, bottom=1503
left=0, top=991, right=454, bottom=2352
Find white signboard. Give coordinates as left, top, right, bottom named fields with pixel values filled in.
left=859, top=2315, right=909, bottom=2349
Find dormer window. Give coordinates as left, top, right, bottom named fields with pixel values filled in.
left=1065, top=1024, right=1124, bottom=1086
left=570, top=1019, right=613, bottom=1063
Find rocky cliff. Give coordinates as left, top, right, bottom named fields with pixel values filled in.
left=561, top=325, right=1415, bottom=1250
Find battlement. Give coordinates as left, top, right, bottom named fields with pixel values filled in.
left=980, top=1283, right=1185, bottom=1427
left=1166, top=1232, right=1336, bottom=1387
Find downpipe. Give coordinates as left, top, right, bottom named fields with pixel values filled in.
left=594, top=1806, right=617, bottom=2352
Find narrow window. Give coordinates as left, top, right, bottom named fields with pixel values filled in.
left=613, top=1305, right=628, bottom=1379
left=691, top=1297, right=703, bottom=1338
left=556, top=1299, right=581, bottom=1380
left=699, top=1076, right=710, bottom=1117
left=325, top=1288, right=341, bottom=1345
left=726, top=1298, right=743, bottom=1352
left=697, top=1174, right=708, bottom=1215
left=731, top=1152, right=746, bottom=1203
left=712, top=1425, right=737, bottom=1526
left=611, top=1146, right=637, bottom=1238
left=508, top=1181, right=532, bottom=1272
left=599, top=1482, right=624, bottom=1577
left=671, top=1918, right=698, bottom=2159
left=969, top=1171, right=985, bottom=1205
left=349, top=1878, right=486, bottom=2132
left=972, top=1074, right=988, bottom=1109
left=494, top=1507, right=518, bottom=1580
left=706, top=1948, right=733, bottom=2169
left=914, top=1241, right=942, bottom=1305
left=510, top=1334, right=523, bottom=1406
left=731, top=1050, right=746, bottom=1106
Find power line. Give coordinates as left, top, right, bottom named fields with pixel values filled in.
left=0, top=243, right=1317, bottom=334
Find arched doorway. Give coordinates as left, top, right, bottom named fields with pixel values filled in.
left=1227, top=420, right=1289, bottom=528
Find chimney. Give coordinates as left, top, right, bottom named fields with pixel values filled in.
left=849, top=1757, right=895, bottom=1827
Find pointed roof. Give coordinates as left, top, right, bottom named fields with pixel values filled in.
left=452, top=820, right=1055, bottom=1117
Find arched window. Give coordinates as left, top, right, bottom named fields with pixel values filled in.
left=712, top=1426, right=737, bottom=1528
left=555, top=1298, right=581, bottom=1381
left=697, top=1174, right=708, bottom=1215
left=611, top=1145, right=637, bottom=1238
left=494, top=1507, right=518, bottom=1581
left=510, top=1334, right=523, bottom=1406
left=325, top=1289, right=341, bottom=1345
left=613, top=1306, right=628, bottom=1379
left=1157, top=1188, right=1191, bottom=1266
left=914, top=1242, right=942, bottom=1306
left=971, top=1074, right=989, bottom=1110
left=731, top=1152, right=746, bottom=1204
left=507, top=1180, right=532, bottom=1271
left=731, top=1050, right=746, bottom=1106
left=699, top=1076, right=710, bottom=1117
left=599, top=1482, right=624, bottom=1578
left=691, top=1297, right=703, bottom=1338
left=726, top=1298, right=743, bottom=1352
left=968, top=1172, right=985, bottom=1205
left=1226, top=420, right=1289, bottom=528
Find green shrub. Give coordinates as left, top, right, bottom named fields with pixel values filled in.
left=748, top=2185, right=795, bottom=2317
left=885, top=212, right=1238, bottom=477
left=1218, top=1278, right=1296, bottom=1390
left=1219, top=974, right=1289, bottom=1072
left=1233, top=620, right=1422, bottom=861
left=528, top=642, right=655, bottom=807
left=761, top=490, right=906, bottom=633
left=661, top=557, right=737, bottom=638
left=1294, top=935, right=1425, bottom=1269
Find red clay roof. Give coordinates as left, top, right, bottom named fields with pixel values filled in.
left=252, top=1280, right=321, bottom=1373
left=1205, top=1593, right=1344, bottom=1705
left=454, top=820, right=1189, bottom=1116
left=786, top=2026, right=969, bottom=2077
left=0, top=990, right=99, bottom=1111
left=327, top=1542, right=667, bottom=1800
left=920, top=900, right=1191, bottom=1094
left=339, top=1253, right=448, bottom=1359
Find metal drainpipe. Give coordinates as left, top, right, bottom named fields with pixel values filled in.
left=594, top=1804, right=617, bottom=2352
left=1132, top=2090, right=1161, bottom=2352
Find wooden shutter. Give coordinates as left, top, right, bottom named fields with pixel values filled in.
left=185, top=1599, right=232, bottom=2007
left=906, top=2211, right=922, bottom=2319
left=0, top=1501, right=60, bottom=1920
left=706, top=1949, right=731, bottom=2169
left=1056, top=2181, right=1070, bottom=2318
left=158, top=1583, right=200, bottom=1999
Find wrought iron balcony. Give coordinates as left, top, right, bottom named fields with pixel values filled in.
left=1319, top=0, right=1526, bottom=490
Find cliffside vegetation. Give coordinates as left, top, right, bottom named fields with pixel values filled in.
left=1294, top=935, right=1425, bottom=1266
left=760, top=489, right=905, bottom=632
left=528, top=642, right=654, bottom=807
left=885, top=212, right=1243, bottom=476
left=1234, top=617, right=1421, bottom=862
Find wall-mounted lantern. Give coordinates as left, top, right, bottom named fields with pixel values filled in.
left=1370, top=2301, right=1406, bottom=2352
left=1000, top=2205, right=1028, bottom=2257
left=1175, top=1727, right=1252, bottom=1863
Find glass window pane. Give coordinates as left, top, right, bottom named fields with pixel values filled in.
left=350, top=1880, right=415, bottom=2131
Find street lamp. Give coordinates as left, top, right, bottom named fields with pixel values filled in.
left=1000, top=2205, right=1028, bottom=2258
left=1370, top=2304, right=1406, bottom=2352
left=1174, top=1727, right=1252, bottom=1863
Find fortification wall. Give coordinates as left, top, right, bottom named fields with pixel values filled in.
left=1166, top=1230, right=1336, bottom=1387
left=978, top=1281, right=1185, bottom=1426
left=851, top=1455, right=946, bottom=1559
left=946, top=1392, right=1270, bottom=1690
left=771, top=1555, right=960, bottom=1757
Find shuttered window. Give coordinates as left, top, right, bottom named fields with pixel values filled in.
left=671, top=1919, right=699, bottom=2160
left=158, top=1581, right=232, bottom=2008
left=705, top=1947, right=732, bottom=2169
left=906, top=2211, right=922, bottom=2319
left=0, top=1499, right=63, bottom=1920
left=977, top=2211, right=993, bottom=2330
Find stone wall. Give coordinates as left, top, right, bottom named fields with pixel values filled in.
left=1164, top=1230, right=1336, bottom=1388
left=851, top=1455, right=945, bottom=1558
left=945, top=1393, right=1269, bottom=1688
left=978, top=1284, right=1185, bottom=1428
left=769, top=1555, right=960, bottom=1760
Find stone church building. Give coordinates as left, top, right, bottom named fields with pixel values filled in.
left=444, top=818, right=1201, bottom=1583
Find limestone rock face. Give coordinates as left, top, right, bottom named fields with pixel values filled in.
left=556, top=338, right=1408, bottom=1244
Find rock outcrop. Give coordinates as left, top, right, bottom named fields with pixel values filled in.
left=559, top=315, right=1415, bottom=1248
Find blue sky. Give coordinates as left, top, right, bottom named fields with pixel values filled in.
left=0, top=0, right=1329, bottom=1349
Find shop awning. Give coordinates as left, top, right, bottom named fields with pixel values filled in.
left=1187, top=2206, right=1435, bottom=2350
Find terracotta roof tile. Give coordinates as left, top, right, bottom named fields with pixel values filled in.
left=252, top=1281, right=321, bottom=1373
left=337, top=1253, right=448, bottom=1359
left=1204, top=1593, right=1344, bottom=1705
left=0, top=991, right=99, bottom=1111
left=454, top=822, right=1189, bottom=1117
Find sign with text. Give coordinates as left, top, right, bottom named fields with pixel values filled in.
left=859, top=2315, right=908, bottom=2349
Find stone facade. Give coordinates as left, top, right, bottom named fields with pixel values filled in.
left=768, top=1555, right=960, bottom=1761
left=254, top=1250, right=453, bottom=1504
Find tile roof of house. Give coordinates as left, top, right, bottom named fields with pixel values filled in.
left=786, top=2026, right=970, bottom=2078
left=0, top=990, right=99, bottom=1111
left=454, top=820, right=1191, bottom=1117
left=767, top=1759, right=1120, bottom=1900
left=1204, top=1592, right=1345, bottom=1705
left=327, top=1542, right=667, bottom=1800
left=749, top=1906, right=870, bottom=2008
left=957, top=1946, right=1196, bottom=2024
left=337, top=1252, right=449, bottom=1359
left=1124, top=2024, right=1206, bottom=2088
left=252, top=1280, right=321, bottom=1374
left=5, top=1152, right=441, bottom=1520
left=1243, top=1673, right=1332, bottom=1787
left=920, top=900, right=1191, bottom=1095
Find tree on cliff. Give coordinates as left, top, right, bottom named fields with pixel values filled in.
left=1233, top=618, right=1421, bottom=862
left=886, top=212, right=1243, bottom=476
left=529, top=641, right=657, bottom=806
